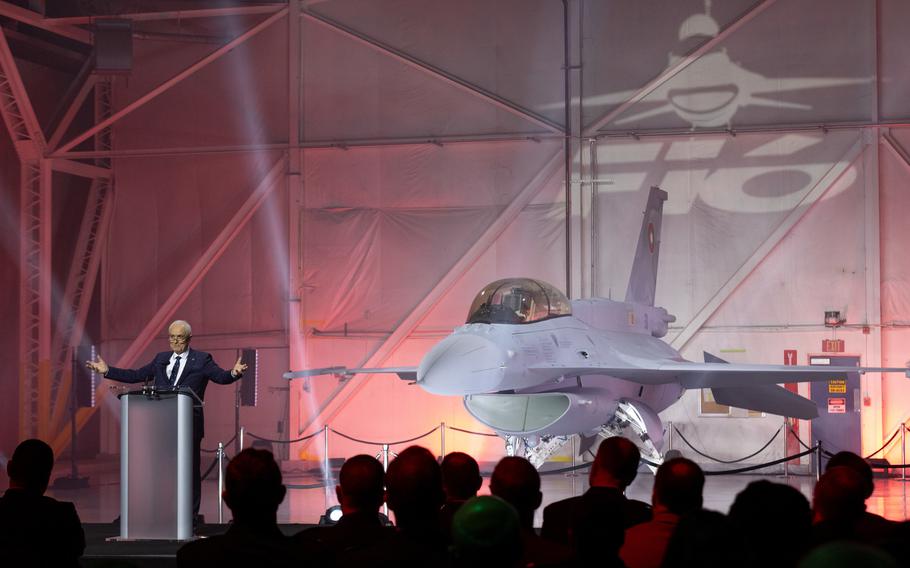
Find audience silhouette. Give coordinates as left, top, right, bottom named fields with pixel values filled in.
left=294, top=454, right=393, bottom=566
left=450, top=495, right=523, bottom=568
left=440, top=451, right=483, bottom=541
left=620, top=456, right=704, bottom=568
left=177, top=448, right=299, bottom=567
left=728, top=479, right=811, bottom=568
left=489, top=456, right=572, bottom=567
left=0, top=439, right=85, bottom=567
left=10, top=435, right=910, bottom=567
left=541, top=435, right=651, bottom=565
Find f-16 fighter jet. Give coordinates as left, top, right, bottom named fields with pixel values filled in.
left=287, top=187, right=907, bottom=466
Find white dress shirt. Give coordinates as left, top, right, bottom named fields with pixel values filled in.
left=167, top=352, right=189, bottom=386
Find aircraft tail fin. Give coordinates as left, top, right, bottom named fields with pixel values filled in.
left=624, top=186, right=668, bottom=306
left=704, top=352, right=818, bottom=419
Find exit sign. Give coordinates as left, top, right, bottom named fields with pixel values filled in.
left=822, top=339, right=845, bottom=353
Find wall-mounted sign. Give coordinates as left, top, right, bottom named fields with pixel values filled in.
left=784, top=349, right=797, bottom=366
left=828, top=397, right=846, bottom=414
left=828, top=379, right=847, bottom=394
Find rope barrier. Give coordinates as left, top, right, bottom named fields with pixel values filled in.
left=286, top=482, right=332, bottom=489
left=329, top=425, right=440, bottom=446
left=538, top=462, right=593, bottom=476
left=789, top=428, right=834, bottom=458
left=702, top=447, right=818, bottom=476
left=447, top=426, right=500, bottom=437
left=863, top=424, right=904, bottom=459
left=201, top=434, right=236, bottom=453
left=246, top=429, right=324, bottom=445
left=200, top=456, right=226, bottom=482
left=673, top=426, right=780, bottom=464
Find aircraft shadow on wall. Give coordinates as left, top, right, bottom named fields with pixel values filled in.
left=286, top=187, right=908, bottom=467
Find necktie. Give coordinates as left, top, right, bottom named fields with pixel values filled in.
left=169, top=355, right=181, bottom=385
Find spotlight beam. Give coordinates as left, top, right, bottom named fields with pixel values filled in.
left=50, top=154, right=288, bottom=456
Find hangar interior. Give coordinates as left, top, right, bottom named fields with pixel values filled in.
left=2, top=0, right=910, bottom=522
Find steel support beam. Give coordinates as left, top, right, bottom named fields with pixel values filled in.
left=0, top=25, right=46, bottom=158
left=583, top=0, right=777, bottom=136
left=670, top=137, right=866, bottom=352
left=52, top=154, right=288, bottom=454
left=18, top=161, right=53, bottom=440
left=861, top=127, right=883, bottom=454
left=47, top=71, right=96, bottom=151
left=0, top=1, right=92, bottom=44
left=56, top=8, right=288, bottom=154
left=46, top=5, right=286, bottom=26
left=293, top=149, right=564, bottom=440
left=882, top=131, right=910, bottom=172
left=48, top=176, right=114, bottom=436
left=286, top=0, right=303, bottom=463
left=299, top=6, right=564, bottom=134
left=49, top=158, right=110, bottom=179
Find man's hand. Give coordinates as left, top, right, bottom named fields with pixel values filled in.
left=86, top=356, right=109, bottom=376
left=231, top=356, right=248, bottom=378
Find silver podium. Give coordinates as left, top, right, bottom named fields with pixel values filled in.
left=117, top=388, right=195, bottom=540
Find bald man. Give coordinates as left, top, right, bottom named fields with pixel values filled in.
left=87, top=319, right=247, bottom=523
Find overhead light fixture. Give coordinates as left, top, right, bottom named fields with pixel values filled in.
left=824, top=311, right=845, bottom=328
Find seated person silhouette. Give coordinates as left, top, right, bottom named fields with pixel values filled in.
left=542, top=436, right=651, bottom=565
left=0, top=438, right=85, bottom=567
left=177, top=448, right=299, bottom=567
left=620, top=457, right=705, bottom=568
left=490, top=456, right=572, bottom=567
left=294, top=454, right=394, bottom=565
left=440, top=452, right=483, bottom=541
left=339, top=445, right=448, bottom=567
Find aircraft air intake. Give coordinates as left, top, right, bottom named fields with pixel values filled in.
left=464, top=388, right=619, bottom=436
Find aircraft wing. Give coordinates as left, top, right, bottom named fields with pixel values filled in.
left=528, top=361, right=908, bottom=389
left=284, top=367, right=418, bottom=381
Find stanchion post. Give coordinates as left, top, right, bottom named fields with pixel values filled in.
left=217, top=442, right=225, bottom=524
left=902, top=424, right=907, bottom=482
left=381, top=444, right=390, bottom=517
left=667, top=421, right=673, bottom=452
left=815, top=441, right=823, bottom=482
left=782, top=423, right=789, bottom=479
left=239, top=426, right=245, bottom=452
left=440, top=422, right=446, bottom=459
left=323, top=425, right=330, bottom=480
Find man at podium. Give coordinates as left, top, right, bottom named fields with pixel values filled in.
left=86, top=319, right=247, bottom=522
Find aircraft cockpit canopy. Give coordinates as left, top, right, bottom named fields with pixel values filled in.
left=466, top=278, right=572, bottom=325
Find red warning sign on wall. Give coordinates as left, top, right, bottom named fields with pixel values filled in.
left=784, top=350, right=797, bottom=366
left=828, top=397, right=846, bottom=414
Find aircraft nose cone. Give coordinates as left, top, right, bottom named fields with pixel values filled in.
left=417, top=333, right=507, bottom=395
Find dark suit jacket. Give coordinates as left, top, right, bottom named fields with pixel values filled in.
left=294, top=510, right=397, bottom=566
left=0, top=489, right=85, bottom=567
left=105, top=348, right=237, bottom=437
left=177, top=522, right=301, bottom=567
left=541, top=486, right=652, bottom=565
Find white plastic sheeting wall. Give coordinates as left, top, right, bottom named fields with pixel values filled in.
left=93, top=0, right=910, bottom=463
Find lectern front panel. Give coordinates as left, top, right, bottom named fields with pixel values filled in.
left=120, top=392, right=193, bottom=540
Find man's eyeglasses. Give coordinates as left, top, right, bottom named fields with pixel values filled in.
left=169, top=335, right=189, bottom=342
